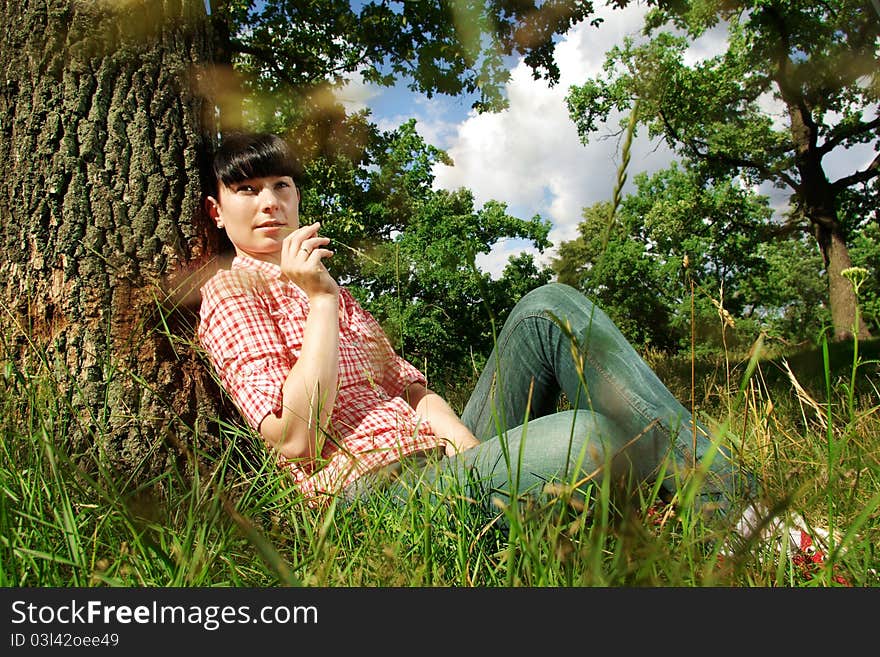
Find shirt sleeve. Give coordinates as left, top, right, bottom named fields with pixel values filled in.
left=198, top=272, right=292, bottom=431
left=343, top=289, right=426, bottom=399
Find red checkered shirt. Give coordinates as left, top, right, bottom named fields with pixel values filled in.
left=198, top=255, right=445, bottom=502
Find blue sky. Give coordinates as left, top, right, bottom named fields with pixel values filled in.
left=338, top=2, right=876, bottom=277
left=337, top=3, right=690, bottom=275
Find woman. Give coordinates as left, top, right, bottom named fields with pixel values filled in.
left=198, top=131, right=824, bottom=556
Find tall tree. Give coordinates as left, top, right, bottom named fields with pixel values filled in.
left=566, top=0, right=879, bottom=341
left=0, top=1, right=602, bottom=482
left=0, top=0, right=217, bottom=478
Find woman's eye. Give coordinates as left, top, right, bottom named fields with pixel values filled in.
left=236, top=185, right=255, bottom=193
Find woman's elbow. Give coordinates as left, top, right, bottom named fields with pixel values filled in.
left=277, top=440, right=314, bottom=462
left=260, top=415, right=315, bottom=462
left=403, top=382, right=430, bottom=409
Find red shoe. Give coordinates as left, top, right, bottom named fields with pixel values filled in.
left=790, top=527, right=851, bottom=586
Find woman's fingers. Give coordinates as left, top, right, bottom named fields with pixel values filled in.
left=298, top=235, right=331, bottom=257
left=283, top=222, right=318, bottom=251
left=281, top=223, right=326, bottom=261
left=279, top=223, right=338, bottom=298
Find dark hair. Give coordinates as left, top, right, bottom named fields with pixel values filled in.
left=210, top=132, right=302, bottom=197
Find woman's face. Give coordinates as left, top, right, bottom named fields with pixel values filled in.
left=208, top=175, right=300, bottom=263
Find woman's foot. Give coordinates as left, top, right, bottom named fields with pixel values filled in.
left=721, top=503, right=850, bottom=584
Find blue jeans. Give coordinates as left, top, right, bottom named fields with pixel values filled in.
left=348, top=283, right=752, bottom=516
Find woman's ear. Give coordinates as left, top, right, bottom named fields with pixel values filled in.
left=205, top=195, right=223, bottom=228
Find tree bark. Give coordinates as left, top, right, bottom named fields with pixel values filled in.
left=786, top=89, right=871, bottom=343
left=813, top=217, right=872, bottom=342
left=0, top=0, right=226, bottom=483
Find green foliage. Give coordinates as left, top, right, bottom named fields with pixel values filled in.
left=739, top=235, right=831, bottom=346
left=552, top=164, right=808, bottom=353
left=356, top=187, right=552, bottom=401
left=217, top=0, right=604, bottom=112
left=555, top=200, right=681, bottom=350
left=292, top=117, right=445, bottom=276
left=565, top=0, right=879, bottom=338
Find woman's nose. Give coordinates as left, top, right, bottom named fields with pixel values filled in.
left=258, top=186, right=280, bottom=210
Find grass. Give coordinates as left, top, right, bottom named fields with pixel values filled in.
left=1, top=322, right=878, bottom=588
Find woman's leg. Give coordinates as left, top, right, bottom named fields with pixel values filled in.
left=395, top=409, right=650, bottom=512
left=458, top=283, right=753, bottom=510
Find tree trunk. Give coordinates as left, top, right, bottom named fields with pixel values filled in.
left=813, top=217, right=872, bottom=342
left=787, top=99, right=871, bottom=343
left=0, top=0, right=226, bottom=484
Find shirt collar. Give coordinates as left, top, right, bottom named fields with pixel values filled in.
left=230, top=254, right=311, bottom=302
left=232, top=254, right=283, bottom=280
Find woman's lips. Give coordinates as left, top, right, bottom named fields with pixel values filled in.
left=256, top=222, right=286, bottom=234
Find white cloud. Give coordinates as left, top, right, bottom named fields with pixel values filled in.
left=337, top=74, right=468, bottom=160
left=423, top=3, right=681, bottom=276
left=334, top=72, right=379, bottom=113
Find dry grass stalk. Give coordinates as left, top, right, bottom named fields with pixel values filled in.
left=782, top=358, right=828, bottom=431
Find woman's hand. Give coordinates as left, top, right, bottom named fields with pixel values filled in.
left=404, top=383, right=480, bottom=457
left=442, top=432, right=480, bottom=457
left=279, top=222, right=338, bottom=300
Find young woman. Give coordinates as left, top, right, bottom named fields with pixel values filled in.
left=198, top=132, right=826, bottom=557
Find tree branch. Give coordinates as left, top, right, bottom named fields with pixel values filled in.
left=659, top=111, right=800, bottom=190
left=819, top=115, right=880, bottom=156
left=233, top=38, right=364, bottom=89
left=232, top=40, right=308, bottom=85
left=831, top=152, right=880, bottom=191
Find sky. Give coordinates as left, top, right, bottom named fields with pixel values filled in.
left=337, top=2, right=878, bottom=278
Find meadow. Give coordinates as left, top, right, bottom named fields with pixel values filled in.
left=2, top=323, right=877, bottom=588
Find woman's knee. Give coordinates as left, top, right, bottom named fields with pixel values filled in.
left=515, top=283, right=618, bottom=343
left=518, top=283, right=595, bottom=314
left=544, top=410, right=647, bottom=484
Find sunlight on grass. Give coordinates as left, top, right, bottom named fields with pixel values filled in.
left=1, top=310, right=878, bottom=587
